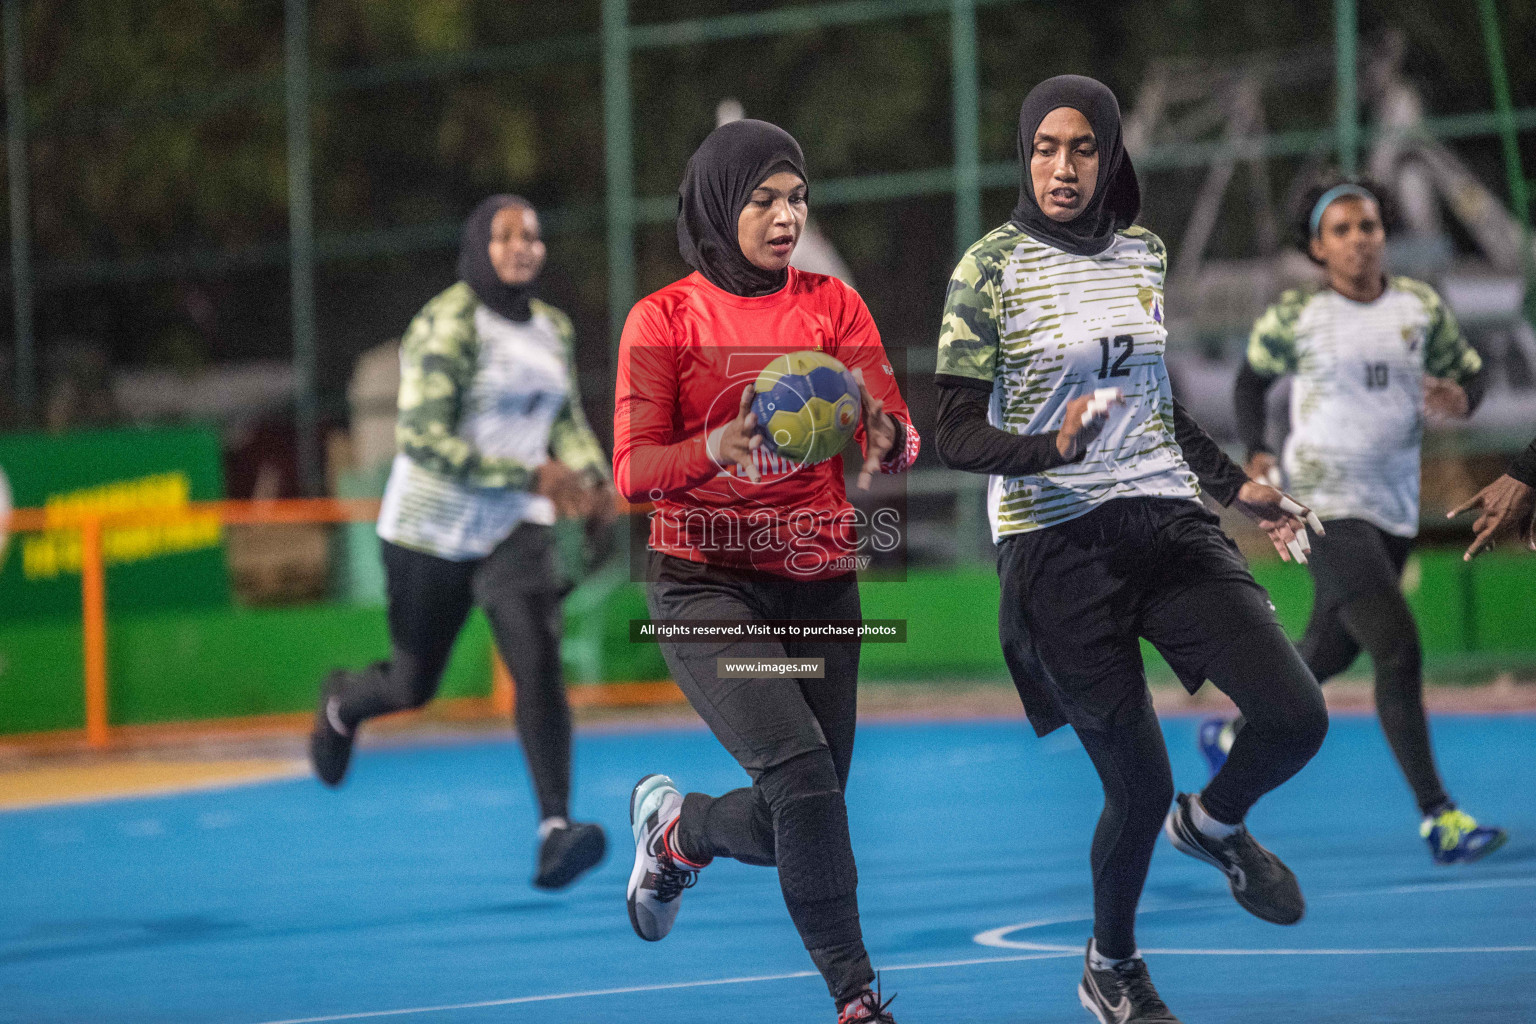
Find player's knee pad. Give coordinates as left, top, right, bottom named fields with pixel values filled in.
left=757, top=747, right=840, bottom=813
left=759, top=751, right=858, bottom=907
left=773, top=787, right=858, bottom=904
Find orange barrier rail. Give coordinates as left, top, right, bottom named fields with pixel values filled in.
left=4, top=497, right=672, bottom=752
left=3, top=495, right=653, bottom=750
left=7, top=499, right=383, bottom=749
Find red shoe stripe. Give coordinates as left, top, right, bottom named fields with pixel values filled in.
left=662, top=817, right=709, bottom=870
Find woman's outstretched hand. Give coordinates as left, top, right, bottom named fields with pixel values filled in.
left=1448, top=474, right=1536, bottom=560
left=706, top=384, right=763, bottom=484
left=1233, top=481, right=1326, bottom=563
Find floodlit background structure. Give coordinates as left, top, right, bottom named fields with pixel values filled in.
left=0, top=0, right=1531, bottom=744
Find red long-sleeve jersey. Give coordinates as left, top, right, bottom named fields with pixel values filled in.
left=614, top=268, right=919, bottom=579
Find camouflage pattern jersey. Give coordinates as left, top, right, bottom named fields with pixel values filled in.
left=1247, top=276, right=1482, bottom=537
left=936, top=221, right=1198, bottom=542
left=376, top=282, right=609, bottom=560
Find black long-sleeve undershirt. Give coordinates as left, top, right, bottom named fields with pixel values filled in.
left=933, top=374, right=1082, bottom=477
left=1171, top=397, right=1251, bottom=506
left=934, top=375, right=1250, bottom=507
left=1509, top=436, right=1536, bottom=487
left=1233, top=361, right=1277, bottom=459
left=1460, top=364, right=1489, bottom=417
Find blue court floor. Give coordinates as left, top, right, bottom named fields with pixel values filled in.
left=2, top=714, right=1533, bottom=1023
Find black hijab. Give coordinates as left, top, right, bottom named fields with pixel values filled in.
left=1010, top=75, right=1140, bottom=256
left=458, top=194, right=536, bottom=322
left=677, top=119, right=808, bottom=297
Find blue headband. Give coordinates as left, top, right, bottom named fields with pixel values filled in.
left=1309, top=184, right=1377, bottom=237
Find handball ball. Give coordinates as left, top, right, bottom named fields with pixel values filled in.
left=751, top=350, right=861, bottom=465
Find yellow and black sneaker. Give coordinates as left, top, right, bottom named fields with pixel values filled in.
left=1077, top=940, right=1181, bottom=1024
left=1421, top=807, right=1507, bottom=865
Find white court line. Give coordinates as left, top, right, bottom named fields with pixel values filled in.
left=975, top=877, right=1536, bottom=954
left=247, top=953, right=1077, bottom=1024
left=249, top=972, right=814, bottom=1024
left=247, top=877, right=1536, bottom=1024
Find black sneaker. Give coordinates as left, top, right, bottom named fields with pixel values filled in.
left=1164, top=792, right=1305, bottom=925
left=309, top=670, right=355, bottom=788
left=1077, top=940, right=1181, bottom=1023
left=533, top=821, right=607, bottom=890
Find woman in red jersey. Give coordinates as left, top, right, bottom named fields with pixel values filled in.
left=613, top=119, right=915, bottom=1024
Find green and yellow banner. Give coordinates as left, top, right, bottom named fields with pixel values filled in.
left=0, top=427, right=229, bottom=619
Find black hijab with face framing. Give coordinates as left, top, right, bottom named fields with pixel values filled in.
left=459, top=194, right=536, bottom=322
left=677, top=119, right=808, bottom=297
left=1010, top=75, right=1140, bottom=257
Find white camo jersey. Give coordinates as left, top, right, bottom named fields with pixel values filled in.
left=1247, top=276, right=1482, bottom=537
left=378, top=287, right=608, bottom=560
left=936, top=221, right=1198, bottom=542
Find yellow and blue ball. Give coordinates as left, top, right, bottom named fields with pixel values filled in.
left=751, top=350, right=861, bottom=465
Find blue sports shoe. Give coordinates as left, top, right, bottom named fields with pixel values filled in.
left=1198, top=717, right=1235, bottom=777
left=1421, top=808, right=1508, bottom=865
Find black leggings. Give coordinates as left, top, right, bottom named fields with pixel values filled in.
left=1075, top=625, right=1326, bottom=958
left=998, top=499, right=1328, bottom=960
left=1238, top=518, right=1447, bottom=815
left=332, top=527, right=574, bottom=821
left=646, top=553, right=871, bottom=1008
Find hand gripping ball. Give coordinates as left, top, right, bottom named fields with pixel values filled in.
left=750, top=350, right=861, bottom=465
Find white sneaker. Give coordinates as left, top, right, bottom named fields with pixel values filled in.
left=626, top=774, right=701, bottom=941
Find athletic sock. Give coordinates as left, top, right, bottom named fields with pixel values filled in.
left=1191, top=793, right=1241, bottom=839
left=537, top=816, right=568, bottom=841
left=1089, top=938, right=1140, bottom=970
left=1421, top=799, right=1455, bottom=822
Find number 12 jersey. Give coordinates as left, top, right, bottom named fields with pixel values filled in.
left=936, top=221, right=1198, bottom=541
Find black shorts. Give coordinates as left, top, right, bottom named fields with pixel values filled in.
left=997, top=497, right=1282, bottom=736
left=1306, top=518, right=1412, bottom=613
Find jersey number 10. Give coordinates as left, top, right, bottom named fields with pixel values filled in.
left=1364, top=362, right=1390, bottom=389
left=1097, top=335, right=1135, bottom=379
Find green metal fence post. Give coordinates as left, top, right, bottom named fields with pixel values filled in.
left=3, top=0, right=33, bottom=425
left=603, top=0, right=636, bottom=349
left=1478, top=0, right=1531, bottom=230
left=951, top=0, right=980, bottom=259
left=1477, top=0, right=1533, bottom=327
left=1334, top=0, right=1358, bottom=177
left=285, top=0, right=321, bottom=495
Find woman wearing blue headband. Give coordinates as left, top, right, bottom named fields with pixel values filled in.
left=1216, top=178, right=1505, bottom=865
